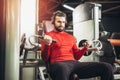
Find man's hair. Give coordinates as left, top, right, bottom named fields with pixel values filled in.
left=51, top=10, right=67, bottom=24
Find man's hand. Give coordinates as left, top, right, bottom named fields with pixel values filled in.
left=43, top=35, right=52, bottom=45
left=83, top=40, right=99, bottom=51
left=87, top=47, right=99, bottom=51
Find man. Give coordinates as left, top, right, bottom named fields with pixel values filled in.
left=41, top=11, right=114, bottom=80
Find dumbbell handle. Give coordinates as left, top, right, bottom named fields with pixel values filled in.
left=34, top=35, right=57, bottom=43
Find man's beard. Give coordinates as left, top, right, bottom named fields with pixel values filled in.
left=55, top=26, right=64, bottom=32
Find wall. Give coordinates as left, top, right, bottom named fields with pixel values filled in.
left=102, top=16, right=120, bottom=33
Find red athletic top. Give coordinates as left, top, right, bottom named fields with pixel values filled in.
left=41, top=30, right=87, bottom=64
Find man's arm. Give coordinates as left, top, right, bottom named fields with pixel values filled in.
left=40, top=35, right=53, bottom=61
left=40, top=40, right=51, bottom=62
left=72, top=43, right=88, bottom=60
left=73, top=40, right=98, bottom=60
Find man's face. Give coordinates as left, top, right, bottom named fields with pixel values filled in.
left=54, top=16, right=66, bottom=32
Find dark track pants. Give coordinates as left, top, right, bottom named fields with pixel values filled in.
left=49, top=60, right=114, bottom=80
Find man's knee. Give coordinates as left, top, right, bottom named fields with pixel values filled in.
left=100, top=62, right=113, bottom=72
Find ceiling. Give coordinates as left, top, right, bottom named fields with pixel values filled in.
left=38, top=0, right=120, bottom=23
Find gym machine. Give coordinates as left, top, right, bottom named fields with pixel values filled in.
left=73, top=2, right=102, bottom=62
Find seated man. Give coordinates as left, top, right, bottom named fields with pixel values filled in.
left=41, top=10, right=114, bottom=80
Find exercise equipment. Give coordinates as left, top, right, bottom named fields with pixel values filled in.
left=28, top=35, right=57, bottom=47
left=78, top=39, right=103, bottom=56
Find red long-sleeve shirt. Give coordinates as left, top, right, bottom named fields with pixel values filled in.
left=41, top=30, right=87, bottom=64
